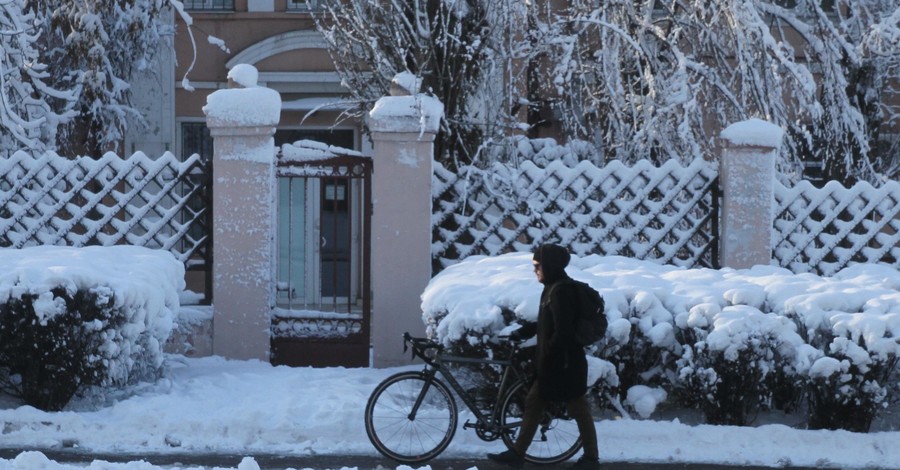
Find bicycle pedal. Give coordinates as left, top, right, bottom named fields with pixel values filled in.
left=462, top=420, right=476, bottom=429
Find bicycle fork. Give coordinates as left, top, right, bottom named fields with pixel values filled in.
left=408, top=370, right=438, bottom=421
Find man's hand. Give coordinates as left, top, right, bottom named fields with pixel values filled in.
left=502, top=321, right=536, bottom=341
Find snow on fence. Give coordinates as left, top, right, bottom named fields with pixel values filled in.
left=434, top=158, right=900, bottom=277
left=774, top=179, right=900, bottom=276
left=0, top=150, right=211, bottom=272
left=432, top=158, right=719, bottom=271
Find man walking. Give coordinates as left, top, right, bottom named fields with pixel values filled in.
left=488, top=244, right=601, bottom=469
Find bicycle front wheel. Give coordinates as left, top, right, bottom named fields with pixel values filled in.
left=499, top=379, right=583, bottom=464
left=364, top=371, right=458, bottom=463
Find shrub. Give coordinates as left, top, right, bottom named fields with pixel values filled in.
left=421, top=252, right=900, bottom=432
left=587, top=290, right=681, bottom=401
left=804, top=335, right=898, bottom=432
left=586, top=354, right=621, bottom=413
left=676, top=342, right=774, bottom=425
left=782, top=304, right=900, bottom=432
left=602, top=311, right=678, bottom=395
left=673, top=305, right=803, bottom=426
left=0, top=286, right=166, bottom=411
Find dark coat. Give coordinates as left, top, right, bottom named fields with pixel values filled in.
left=533, top=278, right=588, bottom=402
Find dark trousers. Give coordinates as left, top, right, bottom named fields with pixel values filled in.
left=513, top=381, right=599, bottom=459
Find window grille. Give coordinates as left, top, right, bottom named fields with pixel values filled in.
left=180, top=122, right=214, bottom=268
left=184, top=0, right=234, bottom=11
left=181, top=122, right=213, bottom=163
left=287, top=0, right=319, bottom=11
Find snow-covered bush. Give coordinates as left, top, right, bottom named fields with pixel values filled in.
left=784, top=265, right=900, bottom=431
left=0, top=287, right=126, bottom=410
left=421, top=254, right=900, bottom=431
left=480, top=136, right=603, bottom=168
left=783, top=270, right=900, bottom=431
left=585, top=354, right=621, bottom=413
left=804, top=341, right=896, bottom=432
left=603, top=291, right=679, bottom=396
left=672, top=306, right=804, bottom=425
left=0, top=246, right=183, bottom=411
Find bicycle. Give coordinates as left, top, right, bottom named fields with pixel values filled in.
left=364, top=332, right=582, bottom=464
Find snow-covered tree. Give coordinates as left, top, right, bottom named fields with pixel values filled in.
left=542, top=0, right=900, bottom=184
left=746, top=0, right=899, bottom=184
left=40, top=0, right=178, bottom=156
left=313, top=0, right=541, bottom=168
left=0, top=1, right=193, bottom=157
left=316, top=0, right=899, bottom=184
left=0, top=0, right=77, bottom=156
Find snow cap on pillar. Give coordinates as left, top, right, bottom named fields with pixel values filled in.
left=203, top=64, right=281, bottom=130
left=720, top=118, right=785, bottom=149
left=369, top=72, right=443, bottom=135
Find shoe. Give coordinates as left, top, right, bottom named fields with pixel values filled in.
left=487, top=449, right=525, bottom=468
left=569, top=455, right=602, bottom=469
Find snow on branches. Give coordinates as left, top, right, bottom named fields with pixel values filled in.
left=315, top=0, right=899, bottom=184
left=548, top=0, right=900, bottom=184
left=0, top=0, right=78, bottom=155
left=0, top=1, right=191, bottom=157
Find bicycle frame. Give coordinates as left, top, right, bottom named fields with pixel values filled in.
left=404, top=333, right=527, bottom=435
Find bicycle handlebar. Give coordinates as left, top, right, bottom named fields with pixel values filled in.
left=401, top=331, right=530, bottom=364
left=402, top=332, right=443, bottom=363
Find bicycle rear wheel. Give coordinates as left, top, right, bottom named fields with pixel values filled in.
left=364, top=371, right=458, bottom=463
left=499, top=379, right=583, bottom=464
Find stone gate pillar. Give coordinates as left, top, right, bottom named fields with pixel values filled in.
left=202, top=65, right=281, bottom=361
left=368, top=76, right=444, bottom=367
left=718, top=119, right=784, bottom=269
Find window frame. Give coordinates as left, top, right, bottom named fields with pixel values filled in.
left=183, top=0, right=235, bottom=12
left=286, top=0, right=320, bottom=12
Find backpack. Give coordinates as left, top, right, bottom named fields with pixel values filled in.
left=556, top=279, right=607, bottom=346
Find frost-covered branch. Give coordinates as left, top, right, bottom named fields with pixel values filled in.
left=542, top=0, right=898, bottom=183
left=0, top=0, right=78, bottom=155
left=316, top=0, right=896, bottom=183
left=313, top=0, right=544, bottom=168
left=0, top=1, right=194, bottom=157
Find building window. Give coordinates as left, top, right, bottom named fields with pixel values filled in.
left=181, top=122, right=213, bottom=162
left=771, top=0, right=835, bottom=11
left=287, top=0, right=319, bottom=11
left=179, top=122, right=213, bottom=255
left=184, top=0, right=234, bottom=11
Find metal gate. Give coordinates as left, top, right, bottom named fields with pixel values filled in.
left=271, top=144, right=372, bottom=367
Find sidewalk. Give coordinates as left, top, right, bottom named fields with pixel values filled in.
left=2, top=356, right=897, bottom=469
left=0, top=449, right=824, bottom=470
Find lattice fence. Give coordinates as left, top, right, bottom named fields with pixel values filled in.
left=0, top=150, right=211, bottom=271
left=773, top=180, right=900, bottom=276
left=433, top=158, right=719, bottom=271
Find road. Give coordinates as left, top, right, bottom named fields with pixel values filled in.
left=0, top=449, right=825, bottom=469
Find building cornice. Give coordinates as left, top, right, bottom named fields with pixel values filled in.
left=226, top=30, right=327, bottom=69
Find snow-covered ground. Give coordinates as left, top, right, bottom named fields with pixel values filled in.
left=1, top=252, right=900, bottom=470
left=2, top=355, right=900, bottom=470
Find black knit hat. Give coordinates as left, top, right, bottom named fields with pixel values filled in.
left=533, top=244, right=570, bottom=284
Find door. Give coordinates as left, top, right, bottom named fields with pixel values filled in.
left=275, top=129, right=356, bottom=310
left=276, top=176, right=360, bottom=310
left=272, top=129, right=371, bottom=367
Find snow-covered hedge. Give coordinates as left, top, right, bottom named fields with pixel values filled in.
left=0, top=246, right=183, bottom=410
left=421, top=253, right=900, bottom=431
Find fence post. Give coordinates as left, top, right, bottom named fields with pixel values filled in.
left=718, top=119, right=784, bottom=269
left=202, top=65, right=281, bottom=361
left=368, top=75, right=444, bottom=367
